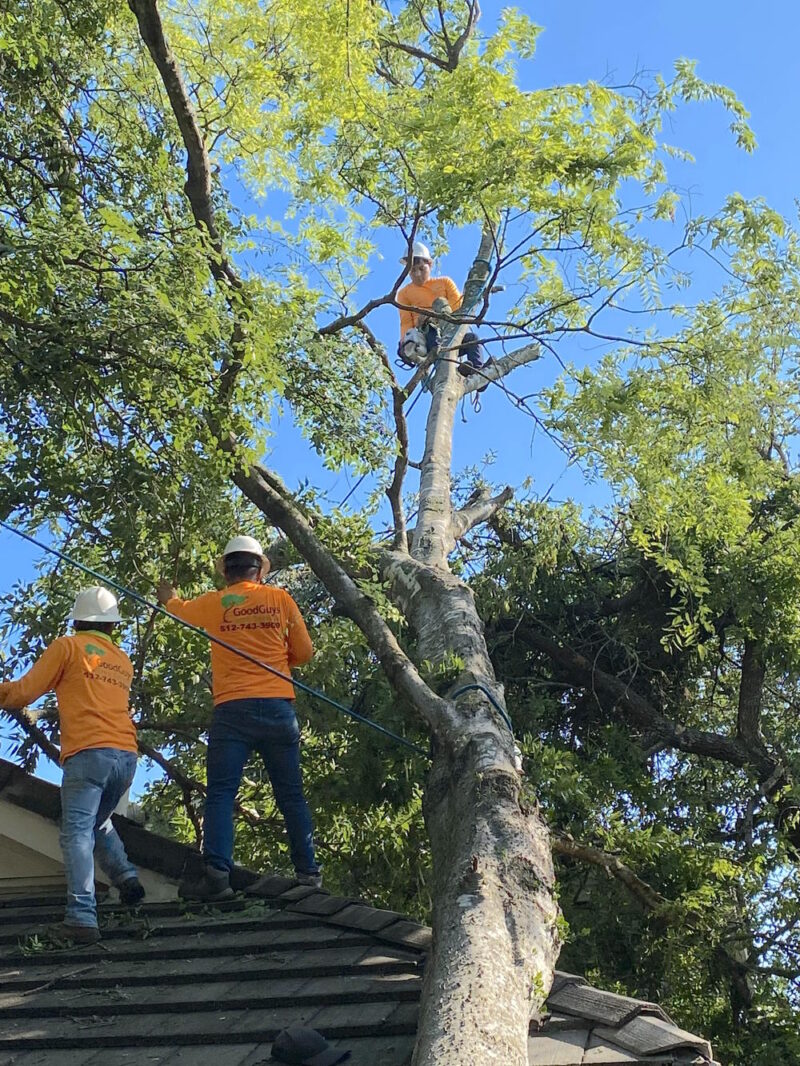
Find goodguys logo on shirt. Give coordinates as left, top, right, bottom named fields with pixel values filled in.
left=221, top=593, right=248, bottom=609
left=83, top=642, right=107, bottom=672
left=80, top=641, right=132, bottom=691
left=219, top=592, right=282, bottom=632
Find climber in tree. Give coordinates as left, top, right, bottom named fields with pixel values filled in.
left=396, top=240, right=487, bottom=382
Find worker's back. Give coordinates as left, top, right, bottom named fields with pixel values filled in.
left=165, top=582, right=312, bottom=705
left=0, top=631, right=136, bottom=761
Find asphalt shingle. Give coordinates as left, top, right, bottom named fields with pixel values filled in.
left=0, top=758, right=721, bottom=1065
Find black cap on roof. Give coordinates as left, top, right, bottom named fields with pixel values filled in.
left=271, top=1026, right=351, bottom=1066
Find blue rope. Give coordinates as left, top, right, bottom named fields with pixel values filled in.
left=0, top=520, right=427, bottom=758
left=450, top=684, right=515, bottom=736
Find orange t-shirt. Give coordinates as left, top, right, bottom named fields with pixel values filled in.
left=0, top=632, right=137, bottom=763
left=397, top=277, right=462, bottom=335
left=165, top=582, right=313, bottom=706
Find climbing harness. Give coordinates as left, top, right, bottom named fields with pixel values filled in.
left=0, top=520, right=427, bottom=758
left=409, top=268, right=493, bottom=399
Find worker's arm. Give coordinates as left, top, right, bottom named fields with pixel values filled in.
left=442, top=276, right=462, bottom=311
left=157, top=582, right=214, bottom=628
left=284, top=594, right=313, bottom=667
left=397, top=284, right=419, bottom=337
left=0, top=640, right=68, bottom=709
left=398, top=306, right=415, bottom=335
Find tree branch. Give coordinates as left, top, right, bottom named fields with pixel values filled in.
left=1, top=708, right=61, bottom=765
left=320, top=282, right=409, bottom=337
left=514, top=625, right=776, bottom=775
left=127, top=0, right=235, bottom=287
left=139, top=739, right=204, bottom=844
left=737, top=637, right=767, bottom=750
left=451, top=486, right=513, bottom=541
left=378, top=0, right=480, bottom=73
left=355, top=321, right=410, bottom=551
left=387, top=376, right=410, bottom=551
left=460, top=341, right=542, bottom=394
left=552, top=832, right=667, bottom=913
left=127, top=0, right=246, bottom=401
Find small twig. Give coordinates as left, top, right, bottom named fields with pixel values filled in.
left=22, top=965, right=96, bottom=996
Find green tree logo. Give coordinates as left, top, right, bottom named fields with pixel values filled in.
left=221, top=593, right=248, bottom=608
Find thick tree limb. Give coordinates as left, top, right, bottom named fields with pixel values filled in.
left=128, top=0, right=246, bottom=401
left=127, top=0, right=236, bottom=288
left=461, top=341, right=542, bottom=394
left=552, top=832, right=667, bottom=913
left=737, top=637, right=767, bottom=750
left=451, top=486, right=513, bottom=541
left=514, top=626, right=776, bottom=775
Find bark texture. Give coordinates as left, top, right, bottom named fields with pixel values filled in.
left=385, top=231, right=561, bottom=1063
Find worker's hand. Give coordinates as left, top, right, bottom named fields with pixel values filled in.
left=156, top=580, right=176, bottom=605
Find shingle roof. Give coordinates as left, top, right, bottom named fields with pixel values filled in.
left=0, top=759, right=720, bottom=1065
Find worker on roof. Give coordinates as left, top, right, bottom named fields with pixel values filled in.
left=396, top=240, right=488, bottom=386
left=157, top=535, right=320, bottom=901
left=0, top=586, right=144, bottom=945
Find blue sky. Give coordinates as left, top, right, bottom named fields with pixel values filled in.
left=2, top=1, right=799, bottom=785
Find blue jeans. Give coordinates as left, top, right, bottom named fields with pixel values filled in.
left=460, top=330, right=485, bottom=369
left=428, top=325, right=485, bottom=367
left=204, top=698, right=318, bottom=876
left=60, top=748, right=138, bottom=928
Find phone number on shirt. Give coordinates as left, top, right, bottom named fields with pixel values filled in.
left=83, top=672, right=131, bottom=690
left=219, top=621, right=283, bottom=633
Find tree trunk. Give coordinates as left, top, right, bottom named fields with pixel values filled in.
left=416, top=745, right=558, bottom=1064
left=239, top=457, right=562, bottom=1065
left=386, top=556, right=560, bottom=1063
left=127, top=10, right=562, bottom=1047
left=393, top=239, right=561, bottom=1060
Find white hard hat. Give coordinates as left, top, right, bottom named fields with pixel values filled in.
left=400, top=240, right=433, bottom=264
left=70, top=586, right=123, bottom=623
left=222, top=535, right=264, bottom=558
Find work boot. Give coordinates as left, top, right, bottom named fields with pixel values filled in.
left=179, top=864, right=235, bottom=902
left=118, top=877, right=146, bottom=907
left=295, top=871, right=323, bottom=889
left=457, top=359, right=490, bottom=393
left=46, top=923, right=101, bottom=947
